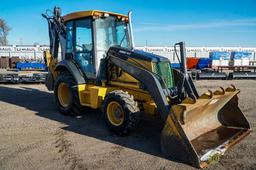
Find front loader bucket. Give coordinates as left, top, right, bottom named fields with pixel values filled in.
left=161, top=85, right=251, bottom=168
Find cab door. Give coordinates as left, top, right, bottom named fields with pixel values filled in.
left=66, top=17, right=96, bottom=79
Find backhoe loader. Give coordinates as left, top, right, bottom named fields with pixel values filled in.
left=42, top=7, right=251, bottom=168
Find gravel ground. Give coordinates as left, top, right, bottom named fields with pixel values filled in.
left=0, top=80, right=255, bottom=170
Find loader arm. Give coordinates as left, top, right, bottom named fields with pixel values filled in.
left=108, top=54, right=171, bottom=121
left=107, top=42, right=200, bottom=121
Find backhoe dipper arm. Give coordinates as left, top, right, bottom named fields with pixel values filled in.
left=42, top=7, right=66, bottom=60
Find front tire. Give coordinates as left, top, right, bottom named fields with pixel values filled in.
left=54, top=72, right=82, bottom=116
left=102, top=90, right=140, bottom=135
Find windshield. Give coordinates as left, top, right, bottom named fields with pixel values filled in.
left=95, top=16, right=131, bottom=61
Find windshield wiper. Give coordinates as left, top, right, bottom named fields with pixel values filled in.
left=119, top=30, right=128, bottom=47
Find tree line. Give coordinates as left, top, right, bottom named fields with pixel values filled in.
left=0, top=18, right=10, bottom=45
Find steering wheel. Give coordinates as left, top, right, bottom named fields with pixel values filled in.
left=76, top=44, right=92, bottom=53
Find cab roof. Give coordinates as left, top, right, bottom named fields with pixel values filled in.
left=63, top=10, right=128, bottom=22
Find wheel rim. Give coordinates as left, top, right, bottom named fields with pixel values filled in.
left=107, top=101, right=124, bottom=126
left=57, top=82, right=70, bottom=107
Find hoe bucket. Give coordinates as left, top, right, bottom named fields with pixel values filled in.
left=161, top=85, right=251, bottom=168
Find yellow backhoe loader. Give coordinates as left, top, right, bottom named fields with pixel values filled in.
left=42, top=7, right=251, bottom=168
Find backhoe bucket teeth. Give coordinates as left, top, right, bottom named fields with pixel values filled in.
left=161, top=87, right=251, bottom=168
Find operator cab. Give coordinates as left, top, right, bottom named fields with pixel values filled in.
left=63, top=11, right=133, bottom=79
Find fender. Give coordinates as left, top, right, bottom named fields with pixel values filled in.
left=55, top=60, right=86, bottom=84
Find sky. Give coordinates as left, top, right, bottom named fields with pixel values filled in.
left=0, top=0, right=256, bottom=47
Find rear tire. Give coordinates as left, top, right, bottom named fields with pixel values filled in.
left=102, top=90, right=140, bottom=135
left=54, top=71, right=83, bottom=116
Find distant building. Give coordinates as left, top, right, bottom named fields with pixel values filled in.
left=0, top=45, right=255, bottom=63
left=137, top=46, right=256, bottom=63
left=0, top=45, right=50, bottom=62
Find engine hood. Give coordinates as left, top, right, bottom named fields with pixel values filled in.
left=107, top=46, right=169, bottom=62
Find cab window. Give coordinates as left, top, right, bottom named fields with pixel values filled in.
left=66, top=21, right=73, bottom=54
left=74, top=18, right=95, bottom=78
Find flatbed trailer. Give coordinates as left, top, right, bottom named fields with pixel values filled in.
left=216, top=65, right=256, bottom=72
left=197, top=66, right=256, bottom=80
left=0, top=69, right=47, bottom=83
left=216, top=66, right=256, bottom=79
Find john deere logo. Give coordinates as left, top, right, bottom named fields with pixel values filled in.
left=208, top=153, right=221, bottom=164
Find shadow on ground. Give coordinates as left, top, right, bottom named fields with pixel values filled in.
left=0, top=85, right=186, bottom=165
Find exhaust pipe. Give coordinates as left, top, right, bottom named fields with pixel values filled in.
left=128, top=11, right=135, bottom=49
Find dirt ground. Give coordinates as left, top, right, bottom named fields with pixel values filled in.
left=0, top=80, right=255, bottom=170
